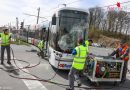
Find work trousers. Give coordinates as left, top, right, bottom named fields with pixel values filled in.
left=68, top=67, right=81, bottom=90
left=122, top=61, right=128, bottom=81
left=1, top=45, right=11, bottom=63
left=37, top=48, right=46, bottom=58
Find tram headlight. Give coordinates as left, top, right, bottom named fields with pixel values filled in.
left=54, top=51, right=62, bottom=57
left=59, top=53, right=62, bottom=57
left=56, top=52, right=62, bottom=57
left=56, top=52, right=58, bottom=56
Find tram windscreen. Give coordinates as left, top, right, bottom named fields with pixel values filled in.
left=57, top=10, right=88, bottom=53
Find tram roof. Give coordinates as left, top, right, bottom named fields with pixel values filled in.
left=58, top=7, right=88, bottom=13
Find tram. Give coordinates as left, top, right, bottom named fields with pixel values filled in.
left=48, top=7, right=89, bottom=69
left=19, top=7, right=89, bottom=69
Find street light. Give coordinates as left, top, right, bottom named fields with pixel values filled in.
left=20, top=22, right=24, bottom=29
left=37, top=7, right=40, bottom=24
left=58, top=4, right=67, bottom=8
left=26, top=25, right=30, bottom=43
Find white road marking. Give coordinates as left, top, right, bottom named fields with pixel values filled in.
left=127, top=61, right=130, bottom=80
left=19, top=68, right=48, bottom=90
left=128, top=61, right=130, bottom=69
left=10, top=55, right=48, bottom=90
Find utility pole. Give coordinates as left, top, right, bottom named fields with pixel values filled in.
left=9, top=22, right=11, bottom=32
left=23, top=19, right=24, bottom=28
left=37, top=7, right=40, bottom=24
left=7, top=23, right=9, bottom=26
left=10, top=22, right=11, bottom=28
left=26, top=25, right=30, bottom=43
left=16, top=17, right=19, bottom=30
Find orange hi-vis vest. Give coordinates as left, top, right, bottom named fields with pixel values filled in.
left=121, top=45, right=129, bottom=61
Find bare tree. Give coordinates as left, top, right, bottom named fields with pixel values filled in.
left=117, top=11, right=128, bottom=33
left=89, top=7, right=104, bottom=30
left=88, top=6, right=130, bottom=39
left=107, top=10, right=118, bottom=32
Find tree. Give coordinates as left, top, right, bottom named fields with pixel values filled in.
left=107, top=10, right=118, bottom=32
left=89, top=7, right=104, bottom=30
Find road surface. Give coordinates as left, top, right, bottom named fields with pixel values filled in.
left=0, top=44, right=130, bottom=90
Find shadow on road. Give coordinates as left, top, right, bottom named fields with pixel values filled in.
left=52, top=67, right=69, bottom=80
left=80, top=75, right=130, bottom=90
left=3, top=64, right=20, bottom=75
left=51, top=66, right=130, bottom=90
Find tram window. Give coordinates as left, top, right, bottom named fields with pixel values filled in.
left=52, top=14, right=56, bottom=25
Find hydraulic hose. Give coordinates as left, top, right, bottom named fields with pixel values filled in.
left=9, top=47, right=57, bottom=81
left=3, top=41, right=130, bottom=90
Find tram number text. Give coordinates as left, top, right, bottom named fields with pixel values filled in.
left=59, top=64, right=71, bottom=68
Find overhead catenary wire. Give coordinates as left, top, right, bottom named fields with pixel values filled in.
left=23, top=0, right=130, bottom=21
left=101, top=0, right=130, bottom=8
left=48, top=0, right=84, bottom=11
left=23, top=0, right=84, bottom=19
left=48, top=0, right=130, bottom=12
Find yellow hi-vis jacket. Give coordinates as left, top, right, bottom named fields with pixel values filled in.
left=72, top=45, right=88, bottom=70
left=38, top=40, right=44, bottom=50
left=85, top=40, right=89, bottom=52
left=0, top=33, right=11, bottom=46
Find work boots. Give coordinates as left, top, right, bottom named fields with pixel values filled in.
left=78, top=83, right=82, bottom=87
left=7, top=61, right=12, bottom=65
left=1, top=62, right=4, bottom=65
left=77, top=80, right=82, bottom=87
left=1, top=61, right=11, bottom=65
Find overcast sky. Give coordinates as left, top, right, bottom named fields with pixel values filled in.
left=0, top=0, right=130, bottom=27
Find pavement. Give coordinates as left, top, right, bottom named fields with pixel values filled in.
left=0, top=44, right=130, bottom=90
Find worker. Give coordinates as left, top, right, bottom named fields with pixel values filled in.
left=0, top=29, right=12, bottom=65
left=37, top=39, right=45, bottom=58
left=31, top=38, right=35, bottom=45
left=80, top=39, right=90, bottom=76
left=109, top=39, right=129, bottom=83
left=85, top=40, right=89, bottom=52
left=85, top=39, right=93, bottom=51
left=66, top=38, right=88, bottom=90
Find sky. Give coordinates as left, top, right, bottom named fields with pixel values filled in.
left=0, top=0, right=130, bottom=27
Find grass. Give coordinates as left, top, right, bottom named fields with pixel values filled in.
left=12, top=40, right=30, bottom=46
left=88, top=28, right=130, bottom=46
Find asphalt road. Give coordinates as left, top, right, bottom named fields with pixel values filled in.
left=0, top=45, right=130, bottom=90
